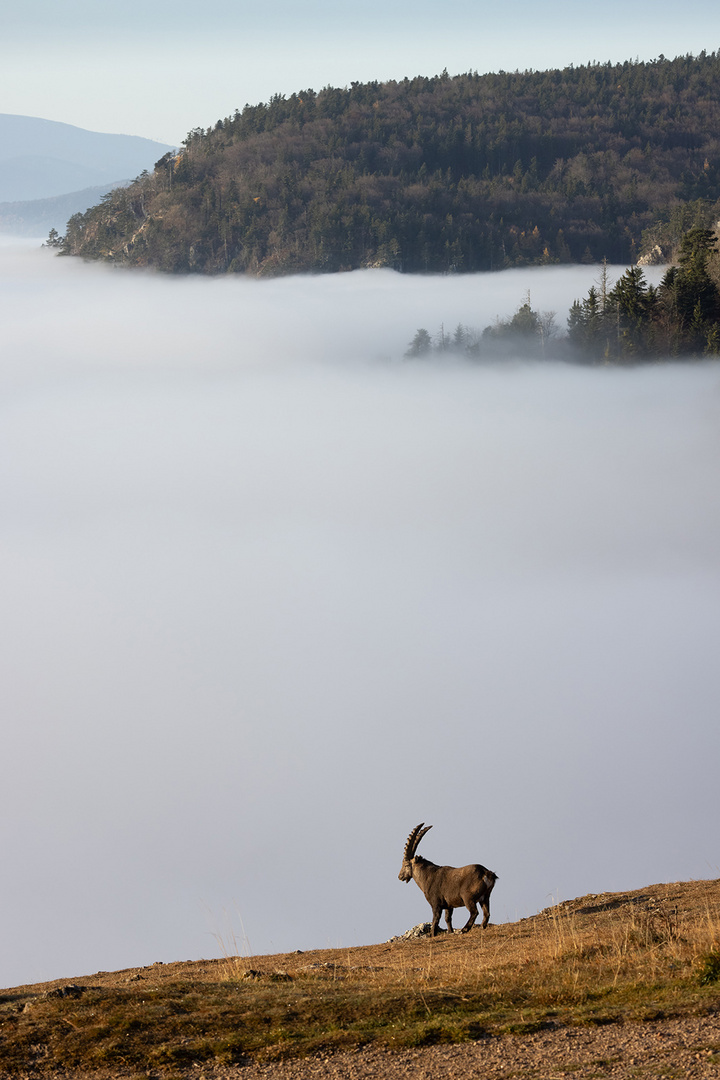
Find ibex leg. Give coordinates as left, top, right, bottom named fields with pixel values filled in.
left=460, top=902, right=478, bottom=933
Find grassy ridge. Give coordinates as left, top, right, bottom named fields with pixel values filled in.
left=1, top=880, right=719, bottom=1076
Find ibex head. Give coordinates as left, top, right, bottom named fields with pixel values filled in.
left=398, top=822, right=433, bottom=882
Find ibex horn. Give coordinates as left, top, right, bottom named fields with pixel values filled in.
left=403, top=822, right=433, bottom=860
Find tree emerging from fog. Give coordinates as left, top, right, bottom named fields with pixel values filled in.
left=568, top=228, right=720, bottom=358
left=405, top=228, right=720, bottom=361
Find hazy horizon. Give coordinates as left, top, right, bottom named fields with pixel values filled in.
left=0, top=242, right=718, bottom=989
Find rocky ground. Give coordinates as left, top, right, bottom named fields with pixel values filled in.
left=232, top=1014, right=720, bottom=1080
left=5, top=1015, right=719, bottom=1080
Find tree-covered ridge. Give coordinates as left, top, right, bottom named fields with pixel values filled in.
left=60, top=52, right=720, bottom=276
left=405, top=228, right=720, bottom=362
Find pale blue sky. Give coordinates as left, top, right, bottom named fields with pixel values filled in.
left=1, top=0, right=719, bottom=143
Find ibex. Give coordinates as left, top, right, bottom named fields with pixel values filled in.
left=398, top=823, right=497, bottom=937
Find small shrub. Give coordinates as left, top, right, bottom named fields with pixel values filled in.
left=697, top=949, right=720, bottom=985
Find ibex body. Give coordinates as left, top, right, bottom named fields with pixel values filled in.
left=398, top=823, right=497, bottom=937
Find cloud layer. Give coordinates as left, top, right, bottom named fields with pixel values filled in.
left=1, top=243, right=718, bottom=987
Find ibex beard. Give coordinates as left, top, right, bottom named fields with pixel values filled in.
left=399, top=823, right=497, bottom=938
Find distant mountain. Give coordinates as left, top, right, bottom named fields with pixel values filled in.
left=58, top=52, right=720, bottom=276
left=0, top=182, right=133, bottom=237
left=0, top=114, right=174, bottom=204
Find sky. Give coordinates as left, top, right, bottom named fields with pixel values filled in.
left=0, top=0, right=719, bottom=143
left=1, top=240, right=719, bottom=989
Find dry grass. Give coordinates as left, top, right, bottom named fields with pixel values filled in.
left=1, top=879, right=719, bottom=1077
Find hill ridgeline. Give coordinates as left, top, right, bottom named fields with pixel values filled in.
left=59, top=53, right=720, bottom=276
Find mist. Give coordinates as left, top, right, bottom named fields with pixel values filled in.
left=1, top=240, right=718, bottom=989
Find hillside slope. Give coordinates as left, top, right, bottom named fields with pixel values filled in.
left=2, top=878, right=719, bottom=1078
left=59, top=53, right=720, bottom=275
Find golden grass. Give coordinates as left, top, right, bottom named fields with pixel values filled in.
left=1, top=879, right=719, bottom=1076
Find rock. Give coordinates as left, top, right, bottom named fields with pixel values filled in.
left=387, top=922, right=441, bottom=942
left=637, top=244, right=666, bottom=266
left=44, top=984, right=87, bottom=999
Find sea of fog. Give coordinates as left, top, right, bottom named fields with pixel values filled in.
left=1, top=239, right=719, bottom=989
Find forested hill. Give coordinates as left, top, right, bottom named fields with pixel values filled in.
left=60, top=52, right=720, bottom=275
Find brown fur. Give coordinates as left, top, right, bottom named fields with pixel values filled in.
left=398, top=823, right=497, bottom=937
